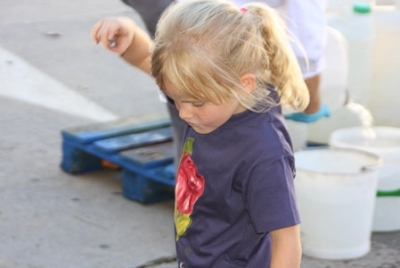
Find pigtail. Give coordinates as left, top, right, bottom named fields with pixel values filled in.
left=245, top=3, right=309, bottom=111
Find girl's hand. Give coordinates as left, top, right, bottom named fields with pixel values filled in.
left=91, top=17, right=136, bottom=56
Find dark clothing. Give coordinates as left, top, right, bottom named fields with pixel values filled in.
left=121, top=0, right=184, bottom=162
left=121, top=0, right=174, bottom=37
left=174, top=96, right=300, bottom=267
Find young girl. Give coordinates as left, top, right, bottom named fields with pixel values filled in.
left=92, top=0, right=309, bottom=266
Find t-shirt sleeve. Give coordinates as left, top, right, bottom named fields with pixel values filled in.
left=243, top=155, right=300, bottom=233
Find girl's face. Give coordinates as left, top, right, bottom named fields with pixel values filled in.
left=164, top=80, right=245, bottom=134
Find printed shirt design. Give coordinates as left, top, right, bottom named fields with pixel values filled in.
left=175, top=137, right=205, bottom=241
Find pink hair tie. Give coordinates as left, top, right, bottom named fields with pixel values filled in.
left=240, top=7, right=248, bottom=13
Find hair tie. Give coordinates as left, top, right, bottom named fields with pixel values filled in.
left=240, top=7, right=248, bottom=13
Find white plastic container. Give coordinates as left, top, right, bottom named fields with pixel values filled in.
left=284, top=120, right=309, bottom=152
left=328, top=2, right=375, bottom=104
left=295, top=148, right=381, bottom=260
left=328, top=0, right=376, bottom=13
left=330, top=126, right=400, bottom=231
left=308, top=99, right=374, bottom=144
left=307, top=3, right=376, bottom=144
left=286, top=26, right=349, bottom=147
left=368, top=2, right=400, bottom=127
left=319, top=27, right=349, bottom=111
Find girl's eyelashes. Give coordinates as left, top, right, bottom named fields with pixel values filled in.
left=192, top=101, right=206, bottom=107
left=165, top=92, right=206, bottom=108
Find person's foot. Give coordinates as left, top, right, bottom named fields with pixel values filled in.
left=284, top=103, right=331, bottom=123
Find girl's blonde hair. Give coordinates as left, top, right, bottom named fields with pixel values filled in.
left=152, top=0, right=309, bottom=112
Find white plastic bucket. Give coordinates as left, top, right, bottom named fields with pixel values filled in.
left=307, top=101, right=369, bottom=144
left=285, top=120, right=309, bottom=152
left=295, top=148, right=381, bottom=260
left=330, top=126, right=400, bottom=231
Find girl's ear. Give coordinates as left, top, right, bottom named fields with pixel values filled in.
left=239, top=73, right=256, bottom=93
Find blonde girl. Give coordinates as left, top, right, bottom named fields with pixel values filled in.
left=92, top=0, right=308, bottom=267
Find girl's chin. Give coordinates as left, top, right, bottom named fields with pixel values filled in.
left=191, top=126, right=215, bottom=134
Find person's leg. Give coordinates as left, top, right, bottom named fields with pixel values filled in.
left=121, top=0, right=184, bottom=164
left=166, top=103, right=186, bottom=164
left=121, top=0, right=174, bottom=37
left=303, top=74, right=322, bottom=114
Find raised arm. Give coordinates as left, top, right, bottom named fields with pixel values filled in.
left=91, top=17, right=153, bottom=75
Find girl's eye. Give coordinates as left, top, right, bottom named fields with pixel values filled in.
left=192, top=102, right=205, bottom=107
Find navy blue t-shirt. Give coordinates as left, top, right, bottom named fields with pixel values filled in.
left=173, top=99, right=300, bottom=267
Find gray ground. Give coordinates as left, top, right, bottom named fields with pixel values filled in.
left=0, top=0, right=399, bottom=267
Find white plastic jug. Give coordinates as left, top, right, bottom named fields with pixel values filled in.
left=319, top=27, right=349, bottom=111
left=308, top=99, right=374, bottom=144
left=286, top=26, right=349, bottom=148
left=368, top=2, right=400, bottom=127
left=328, top=0, right=376, bottom=11
left=330, top=126, right=400, bottom=231
left=307, top=3, right=377, bottom=144
left=328, top=2, right=375, bottom=104
left=295, top=147, right=381, bottom=260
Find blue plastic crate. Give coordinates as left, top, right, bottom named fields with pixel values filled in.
left=60, top=117, right=176, bottom=204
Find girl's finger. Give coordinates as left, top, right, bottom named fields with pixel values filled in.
left=90, top=20, right=104, bottom=44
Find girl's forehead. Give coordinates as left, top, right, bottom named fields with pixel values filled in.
left=163, top=76, right=219, bottom=103
left=163, top=80, right=192, bottom=100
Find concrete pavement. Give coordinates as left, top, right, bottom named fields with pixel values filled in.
left=0, top=0, right=399, bottom=267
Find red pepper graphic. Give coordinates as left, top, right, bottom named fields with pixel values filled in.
left=176, top=152, right=205, bottom=214
left=175, top=138, right=205, bottom=240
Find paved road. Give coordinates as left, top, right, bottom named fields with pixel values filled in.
left=0, top=0, right=399, bottom=267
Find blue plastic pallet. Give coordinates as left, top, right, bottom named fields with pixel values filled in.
left=60, top=117, right=176, bottom=204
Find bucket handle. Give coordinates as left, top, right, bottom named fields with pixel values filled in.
left=361, top=165, right=380, bottom=172
left=377, top=189, right=400, bottom=197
